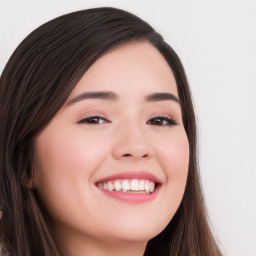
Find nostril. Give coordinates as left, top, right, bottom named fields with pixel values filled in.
left=123, top=154, right=132, bottom=157
left=121, top=153, right=150, bottom=158
left=122, top=153, right=149, bottom=158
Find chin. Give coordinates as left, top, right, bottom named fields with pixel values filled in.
left=101, top=219, right=169, bottom=244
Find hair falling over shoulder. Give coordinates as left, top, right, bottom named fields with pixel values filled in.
left=0, top=7, right=223, bottom=256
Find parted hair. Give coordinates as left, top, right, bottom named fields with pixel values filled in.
left=0, top=7, right=222, bottom=256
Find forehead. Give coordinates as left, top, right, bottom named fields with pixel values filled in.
left=70, top=41, right=178, bottom=99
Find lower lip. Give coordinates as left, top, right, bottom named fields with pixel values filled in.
left=96, top=185, right=161, bottom=203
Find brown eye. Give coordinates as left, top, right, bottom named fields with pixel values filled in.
left=78, top=116, right=109, bottom=125
left=147, top=117, right=177, bottom=126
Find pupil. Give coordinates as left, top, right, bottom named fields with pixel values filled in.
left=90, top=117, right=98, bottom=123
left=154, top=118, right=162, bottom=124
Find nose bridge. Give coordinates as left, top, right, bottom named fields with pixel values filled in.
left=112, top=119, right=153, bottom=160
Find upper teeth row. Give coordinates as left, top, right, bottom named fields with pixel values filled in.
left=96, top=179, right=155, bottom=193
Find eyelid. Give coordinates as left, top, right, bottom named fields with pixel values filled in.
left=148, top=111, right=178, bottom=123
left=77, top=115, right=110, bottom=124
left=147, top=116, right=177, bottom=126
left=76, top=110, right=178, bottom=126
left=76, top=110, right=110, bottom=124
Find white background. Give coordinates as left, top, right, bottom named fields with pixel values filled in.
left=0, top=0, right=255, bottom=255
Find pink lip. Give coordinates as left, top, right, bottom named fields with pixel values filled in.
left=97, top=185, right=161, bottom=203
left=95, top=170, right=162, bottom=203
left=95, top=170, right=162, bottom=184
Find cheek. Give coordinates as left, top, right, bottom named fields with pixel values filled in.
left=157, top=128, right=189, bottom=177
left=35, top=127, right=109, bottom=178
left=156, top=128, right=189, bottom=209
left=33, top=127, right=110, bottom=217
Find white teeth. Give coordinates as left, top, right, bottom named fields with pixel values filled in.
left=97, top=179, right=156, bottom=193
left=130, top=179, right=140, bottom=191
left=114, top=180, right=122, bottom=191
left=122, top=180, right=130, bottom=192
left=149, top=181, right=155, bottom=193
left=107, top=181, right=114, bottom=191
left=144, top=180, right=150, bottom=193
left=139, top=180, right=144, bottom=190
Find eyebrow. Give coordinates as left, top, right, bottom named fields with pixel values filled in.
left=67, top=91, right=119, bottom=105
left=145, top=92, right=180, bottom=104
left=67, top=91, right=180, bottom=106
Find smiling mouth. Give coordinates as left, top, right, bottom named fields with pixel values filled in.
left=95, top=171, right=162, bottom=202
left=96, top=179, right=156, bottom=193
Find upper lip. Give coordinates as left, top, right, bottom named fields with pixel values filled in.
left=95, top=170, right=162, bottom=184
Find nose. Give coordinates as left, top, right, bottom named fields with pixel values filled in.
left=112, top=126, right=153, bottom=161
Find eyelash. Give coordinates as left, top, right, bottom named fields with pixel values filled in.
left=78, top=115, right=177, bottom=126
left=146, top=116, right=177, bottom=126
left=78, top=116, right=110, bottom=125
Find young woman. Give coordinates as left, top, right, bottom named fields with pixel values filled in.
left=0, top=7, right=222, bottom=256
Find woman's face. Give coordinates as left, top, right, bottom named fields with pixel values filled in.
left=34, top=42, right=189, bottom=249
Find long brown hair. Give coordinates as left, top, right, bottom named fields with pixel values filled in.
left=0, top=7, right=222, bottom=256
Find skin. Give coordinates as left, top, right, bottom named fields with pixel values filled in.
left=33, top=41, right=189, bottom=256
